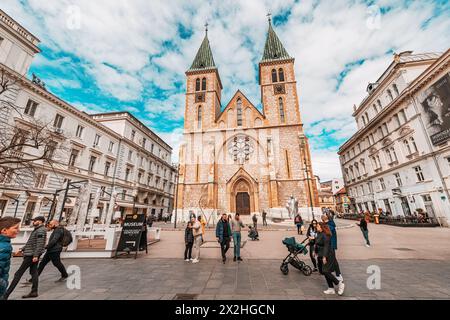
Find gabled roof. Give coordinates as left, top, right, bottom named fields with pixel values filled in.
left=216, top=90, right=265, bottom=123
left=260, top=20, right=292, bottom=63
left=187, top=34, right=216, bottom=72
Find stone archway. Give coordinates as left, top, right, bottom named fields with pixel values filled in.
left=227, top=168, right=259, bottom=214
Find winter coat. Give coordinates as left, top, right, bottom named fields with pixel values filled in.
left=357, top=218, right=368, bottom=231
left=0, top=235, right=12, bottom=286
left=327, top=220, right=338, bottom=250
left=185, top=226, right=194, bottom=244
left=22, top=224, right=47, bottom=257
left=216, top=219, right=232, bottom=242
left=46, top=227, right=65, bottom=253
left=315, top=232, right=338, bottom=273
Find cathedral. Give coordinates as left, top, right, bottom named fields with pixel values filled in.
left=175, top=19, right=319, bottom=223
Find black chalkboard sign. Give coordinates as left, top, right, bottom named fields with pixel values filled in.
left=114, top=213, right=148, bottom=259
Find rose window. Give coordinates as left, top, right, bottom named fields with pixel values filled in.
left=228, top=135, right=254, bottom=164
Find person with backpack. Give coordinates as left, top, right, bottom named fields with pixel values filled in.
left=294, top=214, right=304, bottom=235
left=3, top=216, right=47, bottom=299
left=33, top=220, right=69, bottom=283
left=252, top=214, right=258, bottom=230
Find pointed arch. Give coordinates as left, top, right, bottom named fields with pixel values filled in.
left=271, top=69, right=278, bottom=83
left=278, top=68, right=285, bottom=82
left=201, top=77, right=207, bottom=91
left=237, top=98, right=243, bottom=126
left=195, top=78, right=200, bottom=91
left=197, top=105, right=202, bottom=129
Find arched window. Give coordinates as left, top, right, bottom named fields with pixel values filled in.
left=195, top=78, right=200, bottom=91
left=364, top=112, right=369, bottom=125
left=404, top=139, right=412, bottom=155
left=201, top=77, right=206, bottom=91
left=271, top=69, right=278, bottom=83
left=278, top=68, right=285, bottom=82
left=393, top=84, right=399, bottom=96
left=377, top=99, right=382, bottom=109
left=410, top=137, right=418, bottom=153
left=387, top=89, right=393, bottom=101
left=197, top=106, right=202, bottom=129
left=236, top=98, right=243, bottom=126
left=373, top=104, right=378, bottom=114
left=279, top=97, right=285, bottom=123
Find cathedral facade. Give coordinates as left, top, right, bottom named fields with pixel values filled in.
left=175, top=20, right=319, bottom=223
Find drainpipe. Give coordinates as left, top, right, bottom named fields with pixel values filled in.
left=410, top=95, right=449, bottom=227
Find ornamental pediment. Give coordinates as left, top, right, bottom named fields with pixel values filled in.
left=398, top=126, right=413, bottom=137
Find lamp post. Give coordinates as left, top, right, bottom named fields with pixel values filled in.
left=173, top=164, right=180, bottom=229
left=300, top=135, right=315, bottom=220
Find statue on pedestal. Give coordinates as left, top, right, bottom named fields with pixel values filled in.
left=286, top=195, right=298, bottom=219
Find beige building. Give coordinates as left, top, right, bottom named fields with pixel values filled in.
left=175, top=20, right=320, bottom=223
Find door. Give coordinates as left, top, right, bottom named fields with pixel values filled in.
left=236, top=192, right=250, bottom=215
left=383, top=199, right=392, bottom=215
left=400, top=197, right=412, bottom=216
left=422, top=194, right=436, bottom=218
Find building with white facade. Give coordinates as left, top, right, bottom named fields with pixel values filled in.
left=338, top=50, right=450, bottom=227
left=0, top=9, right=176, bottom=226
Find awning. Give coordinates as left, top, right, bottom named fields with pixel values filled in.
left=115, top=201, right=149, bottom=209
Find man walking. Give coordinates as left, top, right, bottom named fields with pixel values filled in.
left=34, top=220, right=69, bottom=282
left=216, top=213, right=232, bottom=264
left=231, top=213, right=245, bottom=262
left=3, top=216, right=47, bottom=299
left=356, top=215, right=371, bottom=247
left=262, top=210, right=267, bottom=227
left=191, top=215, right=202, bottom=264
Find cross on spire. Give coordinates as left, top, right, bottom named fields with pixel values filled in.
left=266, top=12, right=272, bottom=23
left=205, top=21, right=209, bottom=36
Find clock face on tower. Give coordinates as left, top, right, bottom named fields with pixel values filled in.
left=228, top=135, right=254, bottom=164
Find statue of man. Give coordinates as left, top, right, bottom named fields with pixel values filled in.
left=286, top=195, right=298, bottom=219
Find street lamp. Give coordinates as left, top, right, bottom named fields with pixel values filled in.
left=299, top=135, right=315, bottom=220
left=173, top=164, right=180, bottom=229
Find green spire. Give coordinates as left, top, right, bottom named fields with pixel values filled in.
left=261, top=18, right=291, bottom=62
left=188, top=28, right=216, bottom=72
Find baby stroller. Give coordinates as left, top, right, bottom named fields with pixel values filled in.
left=248, top=226, right=259, bottom=241
left=280, top=237, right=312, bottom=276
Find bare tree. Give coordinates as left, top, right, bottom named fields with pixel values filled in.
left=0, top=67, right=69, bottom=188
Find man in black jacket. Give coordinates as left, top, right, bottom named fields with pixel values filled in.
left=35, top=220, right=69, bottom=282
left=3, top=216, right=46, bottom=299
left=356, top=216, right=371, bottom=247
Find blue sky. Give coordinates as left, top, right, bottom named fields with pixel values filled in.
left=2, top=0, right=450, bottom=179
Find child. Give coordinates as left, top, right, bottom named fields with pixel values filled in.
left=184, top=221, right=194, bottom=261
left=0, top=217, right=21, bottom=298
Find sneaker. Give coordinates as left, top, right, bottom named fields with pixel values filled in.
left=313, top=268, right=318, bottom=273
left=337, top=281, right=345, bottom=296
left=191, top=259, right=199, bottom=264
left=237, top=257, right=243, bottom=261
left=55, top=277, right=68, bottom=283
left=22, top=292, right=38, bottom=299
left=222, top=257, right=226, bottom=264
left=184, top=259, right=190, bottom=262
left=233, top=256, right=237, bottom=262
left=365, top=244, right=371, bottom=248
left=323, top=288, right=335, bottom=295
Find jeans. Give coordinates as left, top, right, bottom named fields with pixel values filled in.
left=193, top=236, right=202, bottom=260
left=38, top=251, right=68, bottom=278
left=232, top=232, right=241, bottom=258
left=324, top=272, right=340, bottom=288
left=4, top=256, right=39, bottom=298
left=220, top=237, right=231, bottom=260
left=0, top=278, right=7, bottom=297
left=362, top=229, right=370, bottom=245
left=263, top=217, right=267, bottom=226
left=184, top=242, right=193, bottom=260
left=296, top=223, right=303, bottom=234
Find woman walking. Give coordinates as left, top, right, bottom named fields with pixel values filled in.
left=184, top=220, right=194, bottom=261
left=306, top=219, right=318, bottom=272
left=315, top=222, right=345, bottom=295
left=294, top=214, right=304, bottom=235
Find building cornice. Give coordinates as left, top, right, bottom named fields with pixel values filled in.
left=0, top=9, right=40, bottom=54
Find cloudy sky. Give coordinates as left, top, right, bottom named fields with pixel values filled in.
left=2, top=0, right=449, bottom=180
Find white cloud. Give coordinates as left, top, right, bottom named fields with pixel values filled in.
left=1, top=0, right=449, bottom=180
